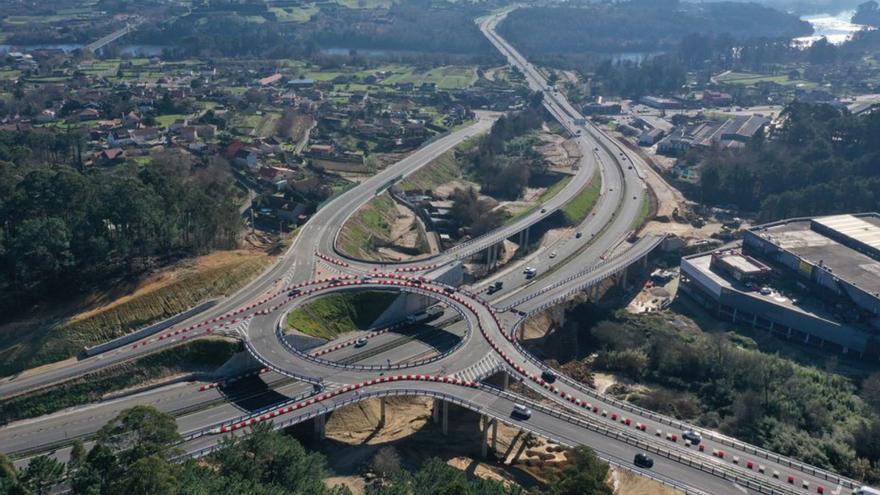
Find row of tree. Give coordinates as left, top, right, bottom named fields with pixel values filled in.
left=0, top=405, right=614, bottom=495
left=0, top=148, right=242, bottom=311
left=694, top=101, right=880, bottom=219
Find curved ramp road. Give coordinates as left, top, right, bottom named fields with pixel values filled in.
left=0, top=8, right=868, bottom=495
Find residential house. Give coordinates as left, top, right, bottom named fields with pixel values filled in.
left=96, top=148, right=125, bottom=166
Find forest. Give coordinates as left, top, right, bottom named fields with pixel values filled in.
left=0, top=406, right=613, bottom=495
left=498, top=0, right=810, bottom=58
left=693, top=102, right=880, bottom=220
left=548, top=305, right=880, bottom=485
left=0, top=140, right=242, bottom=313
left=133, top=0, right=496, bottom=60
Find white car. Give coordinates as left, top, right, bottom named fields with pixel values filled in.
left=512, top=404, right=532, bottom=419
left=549, top=251, right=557, bottom=259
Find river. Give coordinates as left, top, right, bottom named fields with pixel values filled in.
left=794, top=10, right=872, bottom=46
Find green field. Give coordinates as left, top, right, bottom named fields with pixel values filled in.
left=286, top=291, right=398, bottom=339
left=562, top=171, right=601, bottom=225
left=715, top=71, right=816, bottom=88
left=271, top=5, right=320, bottom=22
left=381, top=66, right=477, bottom=90
left=155, top=114, right=189, bottom=128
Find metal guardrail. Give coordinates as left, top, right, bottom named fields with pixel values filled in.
left=498, top=235, right=665, bottom=312
left=485, top=385, right=804, bottom=495
left=180, top=384, right=711, bottom=495
left=504, top=316, right=861, bottom=490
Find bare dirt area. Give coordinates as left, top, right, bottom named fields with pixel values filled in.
left=313, top=385, right=676, bottom=495
left=613, top=469, right=679, bottom=495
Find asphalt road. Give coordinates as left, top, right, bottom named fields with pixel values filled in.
left=0, top=8, right=866, bottom=495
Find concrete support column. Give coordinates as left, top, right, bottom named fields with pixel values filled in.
left=491, top=418, right=498, bottom=453
left=804, top=334, right=811, bottom=344
left=752, top=313, right=758, bottom=328
left=481, top=416, right=489, bottom=458
left=314, top=413, right=326, bottom=439
left=432, top=398, right=441, bottom=423
left=769, top=321, right=775, bottom=332
left=731, top=308, right=738, bottom=322
left=641, top=256, right=648, bottom=271
left=379, top=398, right=386, bottom=426
left=442, top=400, right=449, bottom=436
left=786, top=327, right=793, bottom=338
left=502, top=373, right=509, bottom=391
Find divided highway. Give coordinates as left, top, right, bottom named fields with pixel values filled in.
left=0, top=8, right=868, bottom=495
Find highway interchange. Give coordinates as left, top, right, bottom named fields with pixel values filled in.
left=0, top=9, right=869, bottom=495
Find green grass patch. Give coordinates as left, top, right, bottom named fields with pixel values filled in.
left=286, top=291, right=397, bottom=339
left=271, top=5, right=319, bottom=22
left=562, top=171, right=601, bottom=225
left=155, top=114, right=188, bottom=128
left=399, top=139, right=476, bottom=192
left=0, top=340, right=237, bottom=424
left=336, top=192, right=397, bottom=259
left=631, top=192, right=652, bottom=231
left=715, top=71, right=816, bottom=88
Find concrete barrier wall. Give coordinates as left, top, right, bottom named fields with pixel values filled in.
left=82, top=299, right=219, bottom=357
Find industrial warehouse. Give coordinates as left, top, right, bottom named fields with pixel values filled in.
left=680, top=213, right=880, bottom=358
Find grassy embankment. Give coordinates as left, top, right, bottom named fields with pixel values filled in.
left=0, top=340, right=238, bottom=425
left=286, top=291, right=398, bottom=339
left=561, top=171, right=602, bottom=225
left=336, top=192, right=398, bottom=259
left=0, top=251, right=272, bottom=376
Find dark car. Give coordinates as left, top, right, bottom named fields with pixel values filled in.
left=575, top=232, right=583, bottom=239
left=288, top=289, right=301, bottom=297
left=634, top=453, right=654, bottom=468
left=682, top=430, right=702, bottom=445
left=541, top=370, right=556, bottom=383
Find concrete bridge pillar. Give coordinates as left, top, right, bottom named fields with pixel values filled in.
left=481, top=416, right=489, bottom=458
left=641, top=255, right=648, bottom=271
left=432, top=398, right=441, bottom=423
left=480, top=416, right=499, bottom=458
left=380, top=398, right=386, bottom=426
left=502, top=373, right=509, bottom=391
left=314, top=413, right=326, bottom=439
left=442, top=399, right=449, bottom=436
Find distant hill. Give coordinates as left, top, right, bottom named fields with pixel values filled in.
left=853, top=0, right=880, bottom=27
